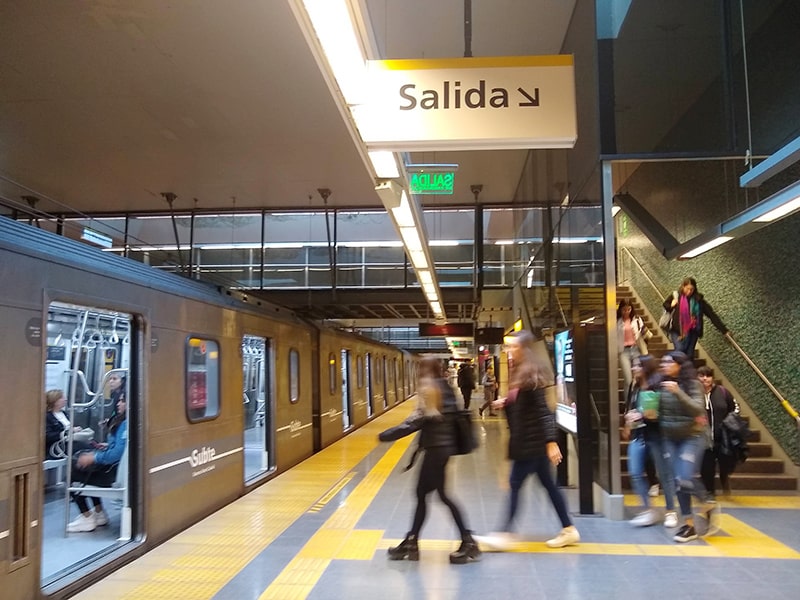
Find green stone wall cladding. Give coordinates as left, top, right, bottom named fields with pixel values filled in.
left=619, top=212, right=800, bottom=464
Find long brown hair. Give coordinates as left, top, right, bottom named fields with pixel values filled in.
left=508, top=330, right=553, bottom=390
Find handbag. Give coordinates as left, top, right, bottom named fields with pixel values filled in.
left=658, top=309, right=673, bottom=332
left=659, top=291, right=678, bottom=333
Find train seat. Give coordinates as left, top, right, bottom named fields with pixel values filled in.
left=43, top=458, right=67, bottom=484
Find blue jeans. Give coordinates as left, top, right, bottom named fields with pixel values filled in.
left=504, top=456, right=572, bottom=531
left=627, top=434, right=651, bottom=508
left=619, top=346, right=640, bottom=396
left=662, top=435, right=707, bottom=518
left=644, top=429, right=676, bottom=512
left=671, top=330, right=699, bottom=359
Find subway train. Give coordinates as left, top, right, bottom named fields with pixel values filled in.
left=0, top=216, right=416, bottom=600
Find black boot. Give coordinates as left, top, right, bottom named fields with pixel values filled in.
left=388, top=533, right=419, bottom=561
left=449, top=532, right=481, bottom=564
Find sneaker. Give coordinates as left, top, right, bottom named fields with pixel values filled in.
left=663, top=511, right=679, bottom=528
left=66, top=512, right=96, bottom=533
left=546, top=526, right=580, bottom=548
left=630, top=509, right=658, bottom=527
left=474, top=531, right=518, bottom=552
left=648, top=484, right=660, bottom=498
left=673, top=524, right=697, bottom=542
left=94, top=509, right=109, bottom=526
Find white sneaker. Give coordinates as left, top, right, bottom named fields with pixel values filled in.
left=648, top=484, right=660, bottom=498
left=630, top=509, right=658, bottom=527
left=663, top=511, right=679, bottom=528
left=94, top=509, right=109, bottom=526
left=546, top=526, right=580, bottom=548
left=474, top=531, right=518, bottom=552
left=67, top=512, right=97, bottom=533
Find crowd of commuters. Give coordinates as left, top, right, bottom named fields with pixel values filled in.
left=371, top=274, right=742, bottom=564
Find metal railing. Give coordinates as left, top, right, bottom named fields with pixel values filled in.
left=619, top=247, right=800, bottom=435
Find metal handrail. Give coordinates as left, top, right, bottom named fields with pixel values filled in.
left=619, top=246, right=800, bottom=428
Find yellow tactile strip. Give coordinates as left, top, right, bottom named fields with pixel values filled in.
left=376, top=513, right=800, bottom=560
left=258, top=431, right=414, bottom=598
left=71, top=403, right=416, bottom=600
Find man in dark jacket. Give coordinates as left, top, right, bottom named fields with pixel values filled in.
left=457, top=363, right=476, bottom=409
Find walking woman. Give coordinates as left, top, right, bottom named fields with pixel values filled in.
left=486, top=330, right=580, bottom=549
left=658, top=352, right=717, bottom=542
left=663, top=277, right=729, bottom=359
left=617, top=298, right=648, bottom=396
left=379, top=357, right=480, bottom=564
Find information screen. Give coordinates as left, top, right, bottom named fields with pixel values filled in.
left=553, top=328, right=577, bottom=433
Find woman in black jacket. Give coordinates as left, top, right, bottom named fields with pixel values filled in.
left=382, top=357, right=480, bottom=564
left=663, top=277, right=729, bottom=359
left=489, top=330, right=580, bottom=549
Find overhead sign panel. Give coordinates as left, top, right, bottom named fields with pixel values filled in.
left=353, top=56, right=576, bottom=152
left=409, top=171, right=455, bottom=195
left=418, top=322, right=475, bottom=337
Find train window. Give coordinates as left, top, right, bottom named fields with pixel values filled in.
left=356, top=354, right=364, bottom=389
left=289, top=348, right=300, bottom=403
left=328, top=353, right=336, bottom=395
left=186, top=338, right=220, bottom=421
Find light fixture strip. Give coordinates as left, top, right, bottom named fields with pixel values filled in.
left=679, top=236, right=734, bottom=259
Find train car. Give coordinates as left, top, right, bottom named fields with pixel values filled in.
left=0, top=216, right=414, bottom=600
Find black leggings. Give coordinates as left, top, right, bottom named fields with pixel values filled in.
left=410, top=446, right=468, bottom=537
left=71, top=452, right=116, bottom=514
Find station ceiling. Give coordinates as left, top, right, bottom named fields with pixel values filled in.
left=0, top=1, right=584, bottom=329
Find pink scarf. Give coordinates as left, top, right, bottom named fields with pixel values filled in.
left=679, top=294, right=698, bottom=336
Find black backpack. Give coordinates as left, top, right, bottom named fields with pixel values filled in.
left=451, top=410, right=478, bottom=455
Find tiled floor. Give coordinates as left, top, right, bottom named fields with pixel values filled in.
left=75, top=401, right=800, bottom=600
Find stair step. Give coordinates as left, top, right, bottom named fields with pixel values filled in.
left=617, top=284, right=794, bottom=493
left=621, top=473, right=799, bottom=491
left=728, top=474, right=798, bottom=490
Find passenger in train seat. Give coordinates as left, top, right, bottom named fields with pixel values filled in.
left=382, top=357, right=481, bottom=564
left=45, top=389, right=83, bottom=459
left=67, top=381, right=128, bottom=533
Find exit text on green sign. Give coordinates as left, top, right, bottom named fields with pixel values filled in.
left=410, top=172, right=455, bottom=195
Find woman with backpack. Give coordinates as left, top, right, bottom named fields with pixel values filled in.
left=380, top=357, right=480, bottom=564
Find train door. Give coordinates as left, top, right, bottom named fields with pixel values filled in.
left=41, top=302, right=135, bottom=588
left=340, top=349, right=352, bottom=430
left=242, top=335, right=273, bottom=482
left=365, top=353, right=374, bottom=416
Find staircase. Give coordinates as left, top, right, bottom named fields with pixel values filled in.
left=618, top=285, right=797, bottom=492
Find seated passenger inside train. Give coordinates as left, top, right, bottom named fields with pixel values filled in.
left=67, top=377, right=128, bottom=533
left=45, top=389, right=85, bottom=460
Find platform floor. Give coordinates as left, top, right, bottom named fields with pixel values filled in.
left=74, top=401, right=800, bottom=600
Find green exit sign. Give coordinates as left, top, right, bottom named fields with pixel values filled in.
left=409, top=172, right=455, bottom=195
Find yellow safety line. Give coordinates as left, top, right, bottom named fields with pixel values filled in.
left=259, top=434, right=414, bottom=599
left=379, top=513, right=800, bottom=560
left=308, top=473, right=355, bottom=513
left=72, top=404, right=416, bottom=600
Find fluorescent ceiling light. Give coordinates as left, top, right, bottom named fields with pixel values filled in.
left=337, top=240, right=404, bottom=248
left=301, top=0, right=367, bottom=104
left=391, top=197, right=415, bottom=228
left=679, top=236, right=733, bottom=259
left=753, top=195, right=800, bottom=222
left=429, top=240, right=460, bottom=247
left=431, top=301, right=443, bottom=315
left=611, top=205, right=621, bottom=216
left=400, top=227, right=423, bottom=252
left=418, top=270, right=434, bottom=286
left=368, top=151, right=400, bottom=178
left=408, top=249, right=428, bottom=269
